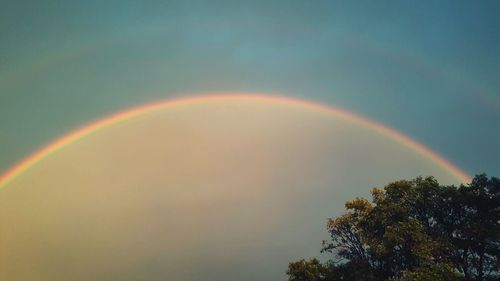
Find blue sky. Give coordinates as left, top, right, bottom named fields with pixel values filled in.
left=1, top=0, right=499, bottom=175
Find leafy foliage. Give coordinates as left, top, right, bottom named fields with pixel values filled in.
left=286, top=174, right=500, bottom=281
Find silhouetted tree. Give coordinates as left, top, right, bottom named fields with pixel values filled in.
left=287, top=174, right=500, bottom=281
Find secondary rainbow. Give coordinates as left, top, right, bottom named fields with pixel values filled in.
left=0, top=94, right=471, bottom=189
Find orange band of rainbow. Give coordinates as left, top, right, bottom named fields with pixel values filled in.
left=0, top=94, right=471, bottom=189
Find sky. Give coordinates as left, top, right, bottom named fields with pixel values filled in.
left=0, top=1, right=499, bottom=280
left=0, top=99, right=463, bottom=280
left=0, top=0, right=499, bottom=175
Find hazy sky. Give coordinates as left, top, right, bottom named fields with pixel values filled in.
left=0, top=100, right=463, bottom=280
left=1, top=1, right=499, bottom=280
left=1, top=0, right=499, bottom=176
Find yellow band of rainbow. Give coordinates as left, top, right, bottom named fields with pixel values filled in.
left=0, top=94, right=471, bottom=189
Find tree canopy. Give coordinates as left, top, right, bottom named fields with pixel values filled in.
left=287, top=174, right=500, bottom=281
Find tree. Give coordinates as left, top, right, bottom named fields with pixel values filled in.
left=287, top=174, right=500, bottom=281
left=287, top=259, right=329, bottom=281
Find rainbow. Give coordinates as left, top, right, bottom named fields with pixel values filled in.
left=0, top=94, right=471, bottom=189
left=2, top=29, right=497, bottom=110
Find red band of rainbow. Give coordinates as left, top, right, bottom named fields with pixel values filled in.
left=0, top=93, right=471, bottom=189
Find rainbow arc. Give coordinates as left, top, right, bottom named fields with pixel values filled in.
left=0, top=94, right=471, bottom=189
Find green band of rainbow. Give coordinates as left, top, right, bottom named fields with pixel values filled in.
left=0, top=94, right=471, bottom=189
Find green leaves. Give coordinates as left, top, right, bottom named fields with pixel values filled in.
left=287, top=259, right=330, bottom=281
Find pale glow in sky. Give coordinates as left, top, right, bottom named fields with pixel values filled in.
left=0, top=100, right=462, bottom=281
